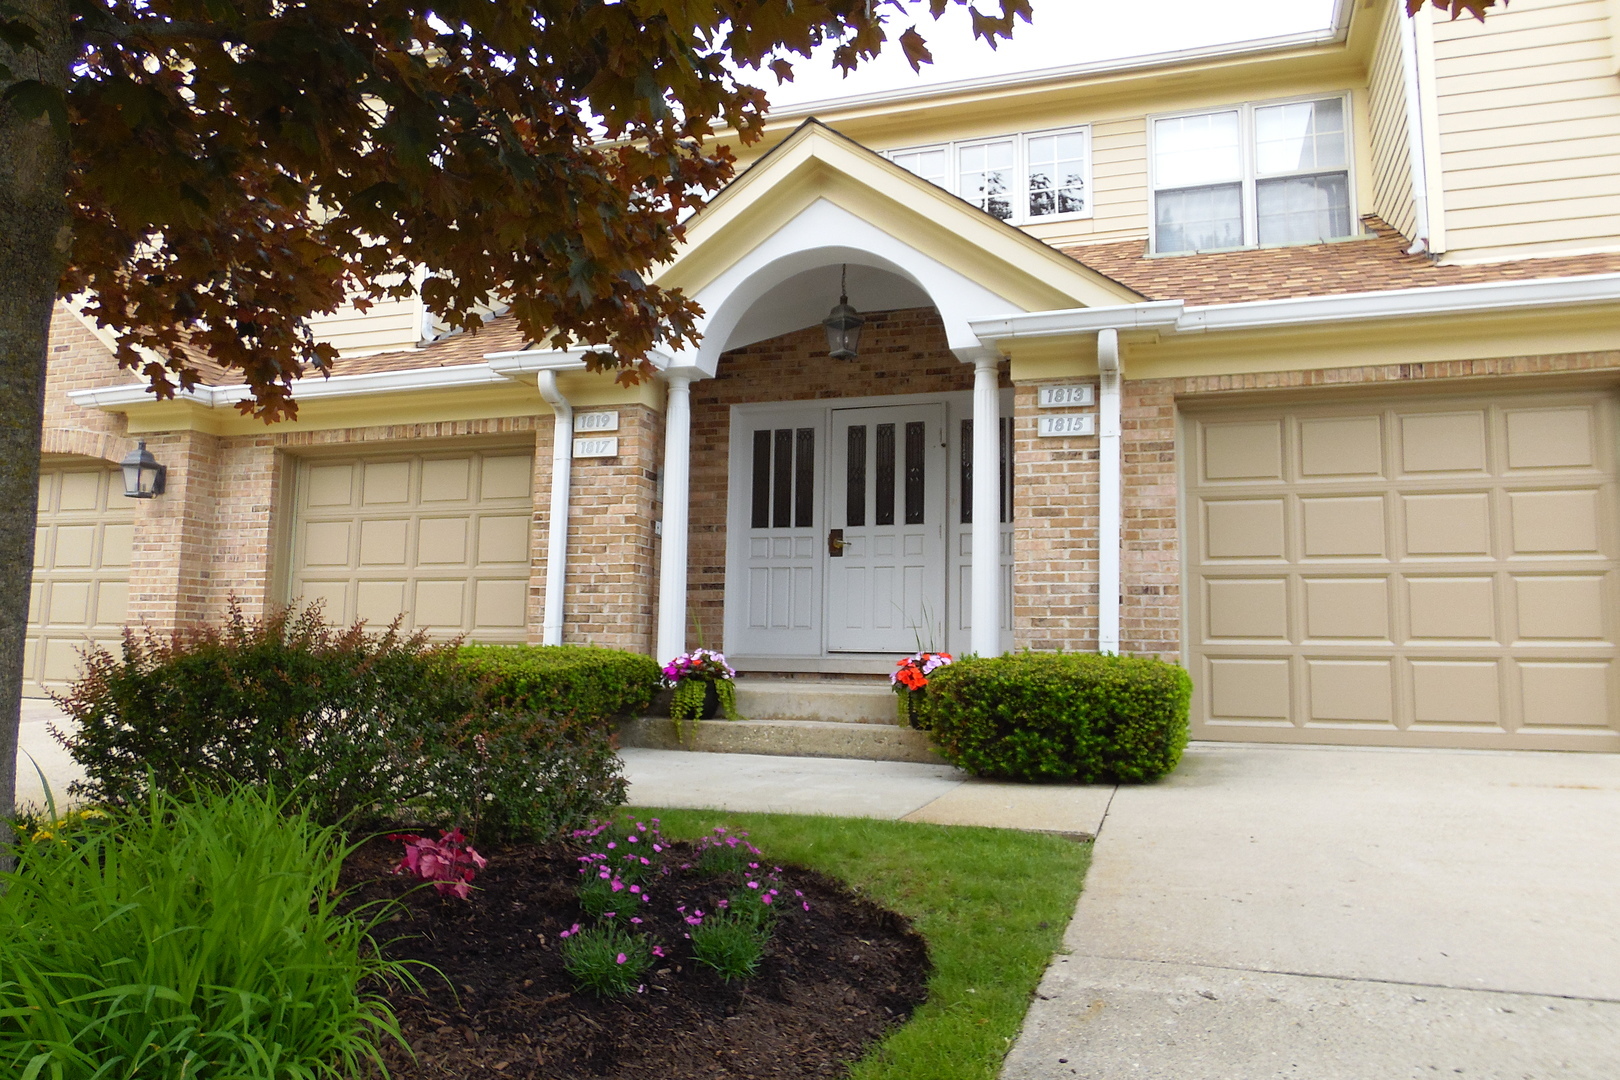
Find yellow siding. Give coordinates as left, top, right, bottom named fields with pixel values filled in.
left=307, top=295, right=426, bottom=357
left=1433, top=0, right=1620, bottom=259
left=1368, top=0, right=1418, bottom=239
left=1027, top=116, right=1149, bottom=247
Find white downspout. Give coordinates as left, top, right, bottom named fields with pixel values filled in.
left=1097, top=328, right=1122, bottom=656
left=537, top=370, right=572, bottom=646
left=1399, top=10, right=1433, bottom=257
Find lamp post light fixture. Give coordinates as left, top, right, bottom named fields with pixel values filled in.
left=822, top=263, right=865, bottom=361
left=119, top=440, right=167, bottom=499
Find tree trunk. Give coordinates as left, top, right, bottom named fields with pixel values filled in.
left=0, top=0, right=71, bottom=851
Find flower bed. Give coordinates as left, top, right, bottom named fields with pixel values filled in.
left=341, top=823, right=929, bottom=1079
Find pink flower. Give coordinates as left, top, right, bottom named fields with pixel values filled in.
left=616, top=953, right=627, bottom=965
left=652, top=945, right=665, bottom=957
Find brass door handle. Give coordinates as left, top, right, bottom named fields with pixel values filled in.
left=828, top=528, right=851, bottom=556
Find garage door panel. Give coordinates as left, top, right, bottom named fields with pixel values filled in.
left=481, top=455, right=534, bottom=500
left=95, top=581, right=128, bottom=628
left=363, top=461, right=412, bottom=505
left=1410, top=660, right=1502, bottom=728
left=297, top=580, right=353, bottom=624
left=1301, top=497, right=1387, bottom=558
left=1205, top=578, right=1289, bottom=640
left=1304, top=577, right=1390, bottom=641
left=1206, top=657, right=1293, bottom=722
left=358, top=519, right=409, bottom=565
left=1205, top=499, right=1286, bottom=559
left=1406, top=577, right=1498, bottom=642
left=291, top=449, right=534, bottom=642
left=1505, top=407, right=1594, bottom=470
left=25, top=466, right=132, bottom=696
left=101, top=523, right=133, bottom=567
left=1401, top=412, right=1489, bottom=474
left=355, top=580, right=408, bottom=626
left=1519, top=661, right=1612, bottom=728
left=306, top=464, right=355, bottom=506
left=1299, top=416, right=1383, bottom=478
left=1515, top=575, right=1607, bottom=641
left=302, top=521, right=353, bottom=566
left=1403, top=492, right=1492, bottom=557
left=1188, top=392, right=1619, bottom=750
left=421, top=457, right=471, bottom=502
left=417, top=518, right=469, bottom=565
left=1509, top=489, right=1601, bottom=554
left=1308, top=659, right=1396, bottom=725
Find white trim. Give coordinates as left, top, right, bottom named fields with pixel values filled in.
left=969, top=275, right=1620, bottom=343
left=1096, top=329, right=1122, bottom=657
left=1397, top=10, right=1431, bottom=256
left=656, top=373, right=694, bottom=664
left=536, top=371, right=573, bottom=647
left=68, top=362, right=508, bottom=411
left=762, top=1, right=1353, bottom=122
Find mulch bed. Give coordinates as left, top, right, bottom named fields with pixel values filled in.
left=340, top=832, right=931, bottom=1080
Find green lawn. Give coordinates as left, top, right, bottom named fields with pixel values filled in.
left=636, top=808, right=1091, bottom=1080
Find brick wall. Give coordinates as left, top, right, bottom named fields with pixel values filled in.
left=42, top=304, right=130, bottom=463
left=688, top=308, right=978, bottom=650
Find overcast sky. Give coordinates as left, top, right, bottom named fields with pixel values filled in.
left=754, top=0, right=1342, bottom=110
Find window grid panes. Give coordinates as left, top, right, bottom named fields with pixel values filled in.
left=886, top=127, right=1090, bottom=224
left=1152, top=96, right=1354, bottom=254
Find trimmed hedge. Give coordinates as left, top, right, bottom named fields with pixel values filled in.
left=54, top=607, right=651, bottom=840
left=457, top=644, right=661, bottom=729
left=916, top=653, right=1191, bottom=783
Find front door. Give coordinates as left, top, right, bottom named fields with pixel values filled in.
left=825, top=404, right=948, bottom=652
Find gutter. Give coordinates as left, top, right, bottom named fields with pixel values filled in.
left=535, top=371, right=574, bottom=647
left=68, top=362, right=508, bottom=411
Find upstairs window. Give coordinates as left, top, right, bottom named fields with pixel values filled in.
left=886, top=126, right=1092, bottom=225
left=1152, top=96, right=1354, bottom=254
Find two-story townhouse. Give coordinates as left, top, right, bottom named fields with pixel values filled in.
left=33, top=0, right=1620, bottom=752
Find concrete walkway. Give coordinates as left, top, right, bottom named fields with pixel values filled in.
left=15, top=698, right=78, bottom=811
left=1000, top=744, right=1620, bottom=1080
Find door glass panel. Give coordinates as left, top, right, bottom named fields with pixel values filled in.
left=875, top=423, right=896, bottom=527
left=846, top=425, right=866, bottom=527
left=794, top=428, right=815, bottom=528
left=751, top=430, right=771, bottom=529
left=961, top=417, right=1015, bottom=524
left=772, top=428, right=793, bottom=528
left=905, top=421, right=927, bottom=525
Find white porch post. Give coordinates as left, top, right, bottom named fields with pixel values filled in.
left=971, top=354, right=1003, bottom=656
left=655, top=371, right=693, bottom=664
left=1097, top=328, right=1122, bottom=655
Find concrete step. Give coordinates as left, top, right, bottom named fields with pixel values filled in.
left=618, top=716, right=942, bottom=765
left=731, top=676, right=901, bottom=725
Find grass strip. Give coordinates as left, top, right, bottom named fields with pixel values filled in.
left=638, top=808, right=1091, bottom=1080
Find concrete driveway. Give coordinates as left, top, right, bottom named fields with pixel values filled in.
left=1002, top=744, right=1620, bottom=1080
left=15, top=697, right=80, bottom=812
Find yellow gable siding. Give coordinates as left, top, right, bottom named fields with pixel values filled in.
left=1433, top=0, right=1620, bottom=259
left=307, top=294, right=426, bottom=358
left=1369, top=0, right=1418, bottom=240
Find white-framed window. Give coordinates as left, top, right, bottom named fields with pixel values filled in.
left=884, top=125, right=1092, bottom=226
left=1150, top=95, right=1355, bottom=255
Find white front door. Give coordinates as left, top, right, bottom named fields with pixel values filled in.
left=825, top=404, right=948, bottom=652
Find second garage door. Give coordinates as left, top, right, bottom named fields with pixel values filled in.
left=289, top=449, right=534, bottom=641
left=1185, top=389, right=1620, bottom=751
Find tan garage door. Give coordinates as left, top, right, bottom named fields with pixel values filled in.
left=1186, top=390, right=1620, bottom=751
left=25, top=465, right=133, bottom=696
left=289, top=449, right=534, bottom=641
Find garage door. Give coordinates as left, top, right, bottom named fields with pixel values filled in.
left=289, top=449, right=534, bottom=641
left=1186, top=390, right=1620, bottom=751
left=25, top=465, right=133, bottom=696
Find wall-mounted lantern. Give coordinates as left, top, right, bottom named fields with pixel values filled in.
left=822, top=263, right=865, bottom=361
left=119, top=440, right=166, bottom=499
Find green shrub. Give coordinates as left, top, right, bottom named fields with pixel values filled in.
left=917, top=653, right=1191, bottom=783
left=559, top=923, right=656, bottom=997
left=56, top=604, right=630, bottom=840
left=689, top=912, right=767, bottom=982
left=457, top=644, right=661, bottom=730
left=0, top=787, right=407, bottom=1079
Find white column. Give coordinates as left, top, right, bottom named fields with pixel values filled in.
left=1097, top=328, right=1122, bottom=655
left=970, top=354, right=1003, bottom=657
left=655, top=372, right=693, bottom=664
left=536, top=371, right=573, bottom=646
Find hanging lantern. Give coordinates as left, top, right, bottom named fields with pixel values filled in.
left=119, top=440, right=166, bottom=499
left=822, top=263, right=865, bottom=361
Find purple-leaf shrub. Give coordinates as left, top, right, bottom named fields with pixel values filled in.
left=390, top=828, right=488, bottom=899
